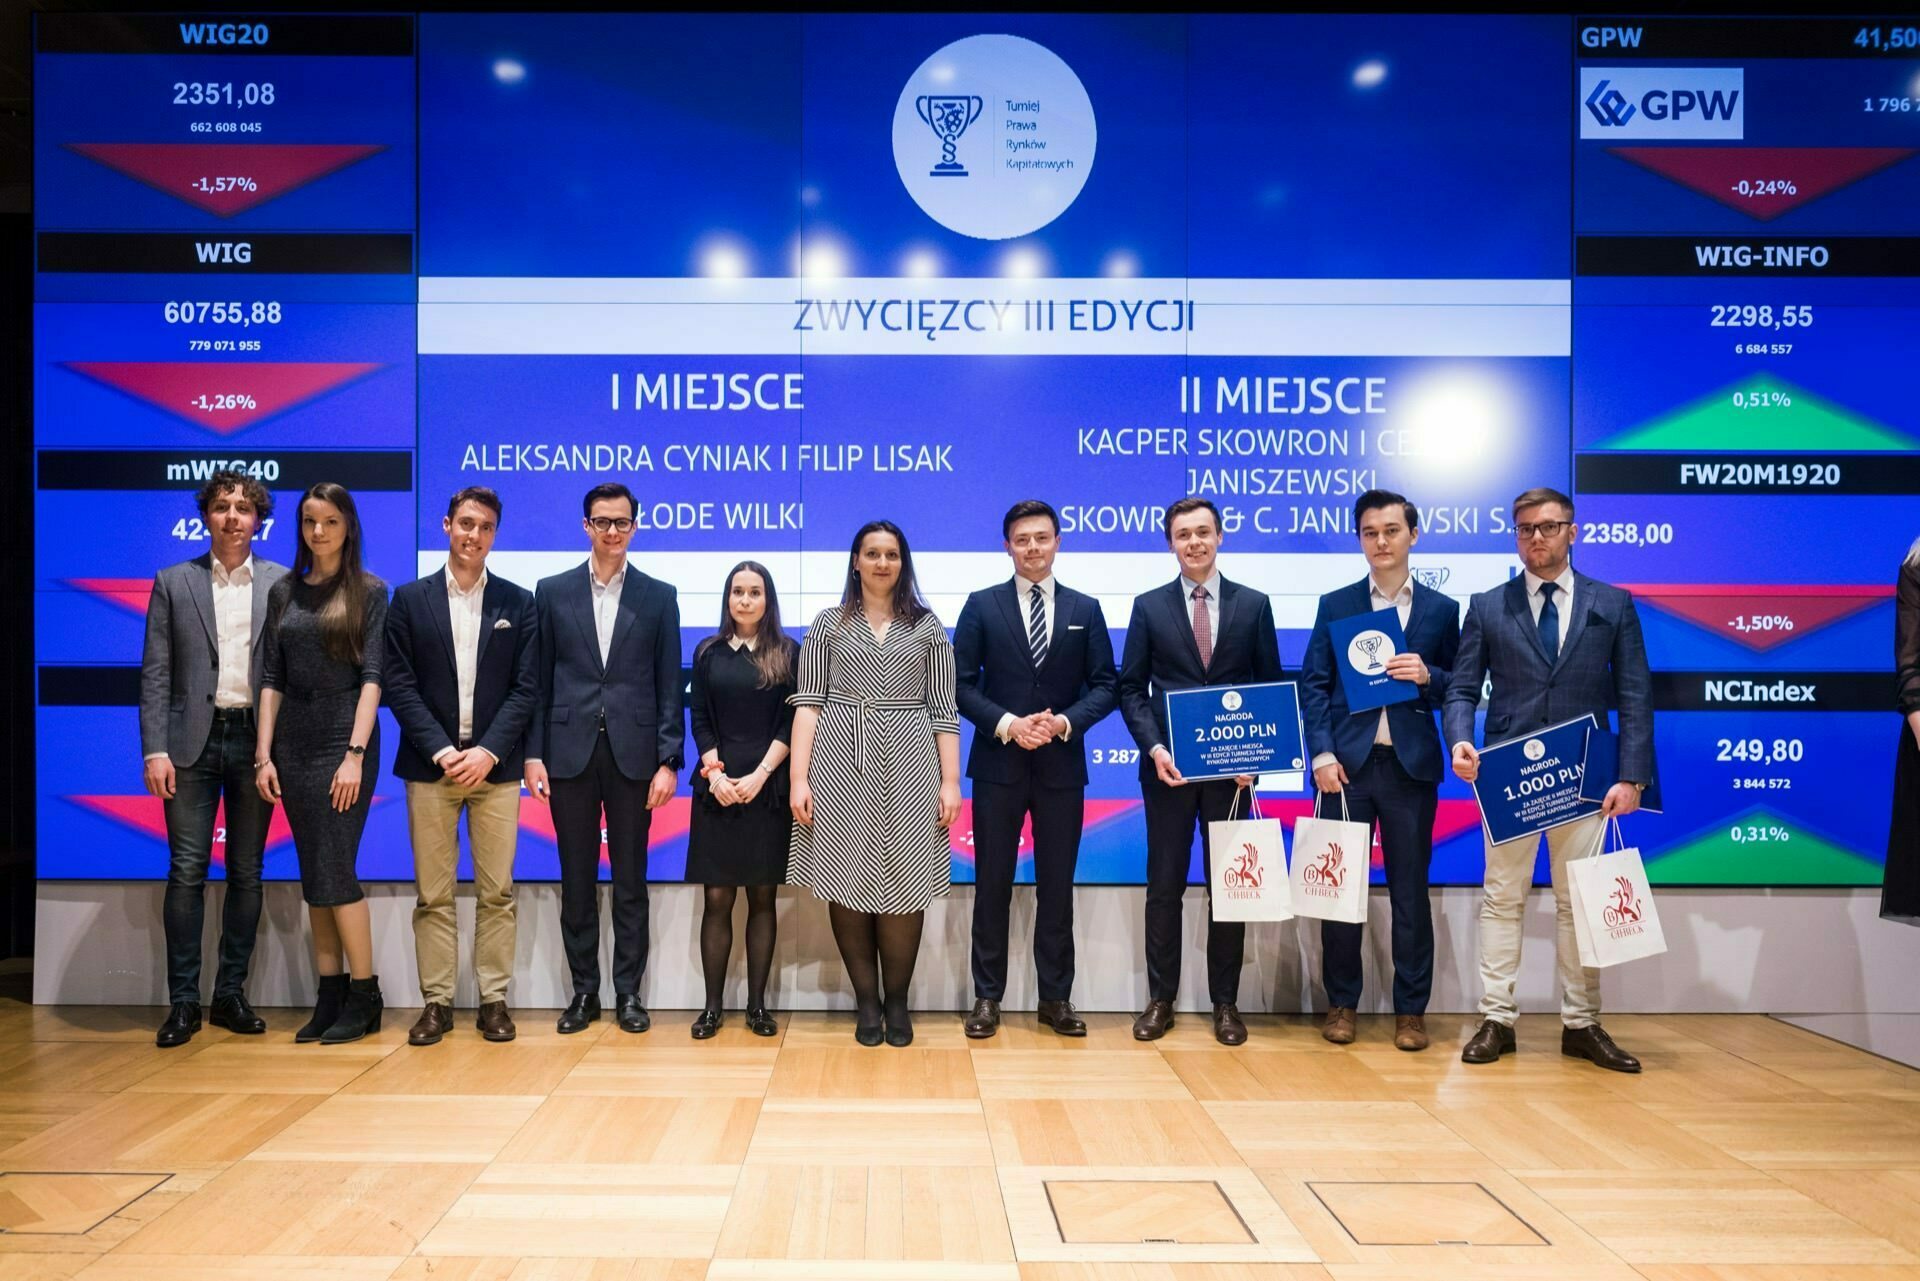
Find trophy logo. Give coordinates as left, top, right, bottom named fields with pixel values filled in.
left=1221, top=690, right=1243, bottom=711
left=1346, top=629, right=1395, bottom=675
left=1412, top=566, right=1451, bottom=589
left=1523, top=737, right=1547, bottom=761
left=916, top=94, right=984, bottom=177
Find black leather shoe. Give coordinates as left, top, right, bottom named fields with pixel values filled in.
left=615, top=994, right=650, bottom=1034
left=208, top=993, right=265, bottom=1035
left=1562, top=1023, right=1642, bottom=1074
left=963, top=998, right=1001, bottom=1039
left=746, top=1006, right=779, bottom=1038
left=1036, top=1000, right=1087, bottom=1037
left=1212, top=1003, right=1248, bottom=1046
left=1461, top=1018, right=1517, bottom=1064
left=1132, top=999, right=1176, bottom=1041
left=156, top=1002, right=201, bottom=1048
left=883, top=1000, right=913, bottom=1048
left=557, top=992, right=601, bottom=1035
left=691, top=1008, right=723, bottom=1040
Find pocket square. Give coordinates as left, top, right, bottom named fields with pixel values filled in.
left=493, top=618, right=513, bottom=629
left=1067, top=624, right=1085, bottom=631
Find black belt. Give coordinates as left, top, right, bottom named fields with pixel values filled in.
left=211, top=706, right=255, bottom=725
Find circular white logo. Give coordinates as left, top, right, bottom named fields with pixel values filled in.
left=1221, top=690, right=1243, bottom=711
left=1346, top=629, right=1396, bottom=674
left=1523, top=738, right=1547, bottom=761
left=892, top=34, right=1097, bottom=240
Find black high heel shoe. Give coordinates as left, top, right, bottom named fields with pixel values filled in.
left=691, top=1008, right=723, bottom=1040
left=883, top=1000, right=913, bottom=1048
left=746, top=1006, right=779, bottom=1038
left=854, top=1001, right=884, bottom=1047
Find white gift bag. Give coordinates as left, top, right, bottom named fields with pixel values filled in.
left=1567, top=817, right=1668, bottom=967
left=1288, top=789, right=1372, bottom=924
left=1207, top=785, right=1294, bottom=922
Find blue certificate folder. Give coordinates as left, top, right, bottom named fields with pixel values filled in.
left=1578, top=728, right=1664, bottom=813
left=1165, top=681, right=1306, bottom=781
left=1326, top=607, right=1419, bottom=715
left=1472, top=714, right=1603, bottom=845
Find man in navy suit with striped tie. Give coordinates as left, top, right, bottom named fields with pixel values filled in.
left=954, top=500, right=1118, bottom=1039
left=1118, top=497, right=1284, bottom=1045
left=1300, top=490, right=1459, bottom=1052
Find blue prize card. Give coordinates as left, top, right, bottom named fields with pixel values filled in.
left=1327, top=607, right=1419, bottom=715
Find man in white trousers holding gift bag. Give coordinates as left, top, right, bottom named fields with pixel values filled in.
left=1443, top=486, right=1656, bottom=1074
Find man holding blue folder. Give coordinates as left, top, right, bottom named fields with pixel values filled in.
left=1301, top=490, right=1459, bottom=1052
left=1443, top=486, right=1654, bottom=1073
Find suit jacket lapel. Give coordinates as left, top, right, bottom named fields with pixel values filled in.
left=1164, top=579, right=1205, bottom=672
left=186, top=554, right=217, bottom=651
left=476, top=574, right=504, bottom=667
left=1553, top=573, right=1593, bottom=671
left=605, top=570, right=641, bottom=668
left=572, top=563, right=605, bottom=677
left=1403, top=581, right=1429, bottom=643
left=1039, top=586, right=1073, bottom=672
left=1505, top=575, right=1550, bottom=665
left=248, top=562, right=273, bottom=652
left=425, top=569, right=457, bottom=675
left=997, top=579, right=1038, bottom=673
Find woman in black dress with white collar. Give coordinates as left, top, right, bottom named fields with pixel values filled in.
left=686, top=561, right=799, bottom=1037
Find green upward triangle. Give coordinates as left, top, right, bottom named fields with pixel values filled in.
left=1648, top=809, right=1883, bottom=886
left=1598, top=374, right=1917, bottom=452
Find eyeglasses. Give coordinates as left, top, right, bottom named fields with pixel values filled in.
left=588, top=517, right=635, bottom=533
left=1514, top=520, right=1570, bottom=540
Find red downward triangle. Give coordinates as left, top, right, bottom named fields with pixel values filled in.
left=66, top=143, right=386, bottom=217
left=66, top=578, right=156, bottom=617
left=68, top=794, right=299, bottom=864
left=1608, top=147, right=1916, bottom=220
left=1621, top=583, right=1894, bottom=653
left=65, top=361, right=382, bottom=435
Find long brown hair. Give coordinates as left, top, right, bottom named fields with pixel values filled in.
left=838, top=520, right=929, bottom=623
left=290, top=482, right=373, bottom=665
left=695, top=561, right=792, bottom=688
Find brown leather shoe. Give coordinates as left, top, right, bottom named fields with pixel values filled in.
left=1036, top=1000, right=1087, bottom=1037
left=963, top=998, right=1001, bottom=1039
left=1460, top=1018, right=1516, bottom=1063
left=1322, top=1006, right=1357, bottom=1044
left=1394, top=1014, right=1429, bottom=1052
left=1132, top=999, right=1175, bottom=1041
left=1562, top=1023, right=1641, bottom=1073
left=476, top=1001, right=516, bottom=1043
left=1212, top=1003, right=1248, bottom=1046
left=409, top=1002, right=452, bottom=1046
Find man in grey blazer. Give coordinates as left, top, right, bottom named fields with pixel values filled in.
left=140, top=471, right=290, bottom=1047
left=1443, top=486, right=1655, bottom=1073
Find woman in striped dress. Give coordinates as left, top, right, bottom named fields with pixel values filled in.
left=789, top=520, right=961, bottom=1046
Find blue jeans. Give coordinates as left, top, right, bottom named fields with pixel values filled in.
left=161, top=715, right=270, bottom=1005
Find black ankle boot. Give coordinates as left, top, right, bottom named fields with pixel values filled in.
left=320, top=976, right=384, bottom=1044
left=295, top=974, right=349, bottom=1043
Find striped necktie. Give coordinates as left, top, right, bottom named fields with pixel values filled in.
left=1028, top=582, right=1048, bottom=668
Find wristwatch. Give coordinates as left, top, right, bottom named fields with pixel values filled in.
left=346, top=744, right=366, bottom=758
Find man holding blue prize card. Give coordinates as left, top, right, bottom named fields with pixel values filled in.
left=1444, top=486, right=1655, bottom=1073
left=1300, top=490, right=1460, bottom=1052
left=1119, top=497, right=1285, bottom=1046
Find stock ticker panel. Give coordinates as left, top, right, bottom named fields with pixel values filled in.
left=1574, top=17, right=1920, bottom=883
left=29, top=13, right=1914, bottom=886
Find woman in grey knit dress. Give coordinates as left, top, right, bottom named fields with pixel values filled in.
left=255, top=483, right=389, bottom=1044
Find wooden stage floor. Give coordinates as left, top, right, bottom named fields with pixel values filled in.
left=3, top=996, right=1919, bottom=1280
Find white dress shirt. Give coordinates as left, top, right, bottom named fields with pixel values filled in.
left=1523, top=565, right=1576, bottom=630
left=211, top=555, right=255, bottom=709
left=1312, top=574, right=1416, bottom=774
left=993, top=574, right=1072, bottom=744
left=432, top=567, right=498, bottom=767
left=591, top=558, right=627, bottom=666
left=1149, top=571, right=1224, bottom=762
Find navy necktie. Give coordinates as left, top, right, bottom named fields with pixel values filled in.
left=1537, top=580, right=1560, bottom=663
left=1027, top=583, right=1048, bottom=668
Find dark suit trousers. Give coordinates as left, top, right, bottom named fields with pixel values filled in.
left=1321, top=746, right=1437, bottom=1014
left=970, top=777, right=1083, bottom=1002
left=551, top=729, right=652, bottom=997
left=1143, top=776, right=1244, bottom=1004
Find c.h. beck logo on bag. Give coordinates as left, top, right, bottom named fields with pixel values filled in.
left=1603, top=875, right=1645, bottom=934
left=1222, top=842, right=1263, bottom=890
left=1301, top=841, right=1346, bottom=890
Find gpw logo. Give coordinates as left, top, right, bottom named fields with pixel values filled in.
left=1579, top=67, right=1743, bottom=139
